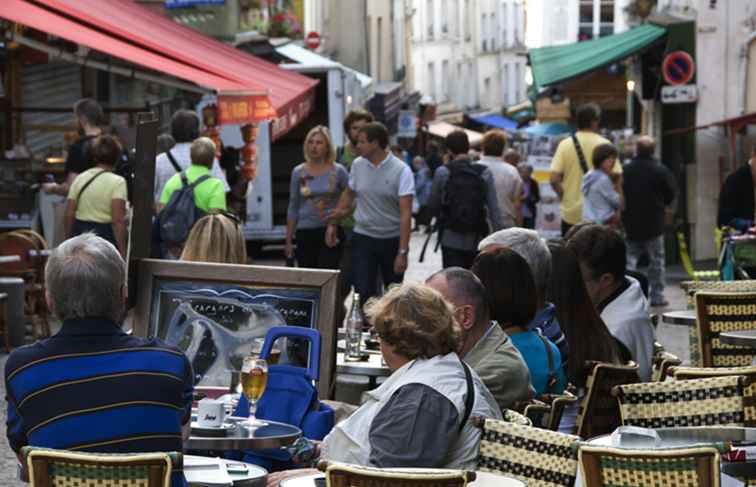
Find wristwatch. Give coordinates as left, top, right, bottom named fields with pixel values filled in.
left=398, top=248, right=409, bottom=256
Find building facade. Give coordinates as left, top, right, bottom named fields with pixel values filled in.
left=526, top=0, right=632, bottom=48
left=409, top=0, right=528, bottom=114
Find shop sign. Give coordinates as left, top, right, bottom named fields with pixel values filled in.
left=661, top=84, right=698, bottom=104
left=218, top=95, right=276, bottom=125
left=397, top=111, right=417, bottom=138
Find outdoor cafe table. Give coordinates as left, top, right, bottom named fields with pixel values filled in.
left=336, top=352, right=391, bottom=388
left=720, top=330, right=756, bottom=348
left=185, top=455, right=267, bottom=487
left=661, top=309, right=697, bottom=326
left=0, top=255, right=21, bottom=265
left=279, top=470, right=525, bottom=487
left=185, top=415, right=301, bottom=451
left=584, top=426, right=756, bottom=484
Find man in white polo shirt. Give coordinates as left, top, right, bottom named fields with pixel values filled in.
left=327, top=122, right=415, bottom=306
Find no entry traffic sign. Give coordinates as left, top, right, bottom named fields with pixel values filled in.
left=662, top=51, right=695, bottom=85
left=306, top=31, right=321, bottom=50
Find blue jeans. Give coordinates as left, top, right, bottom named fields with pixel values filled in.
left=351, top=233, right=403, bottom=308
left=626, top=235, right=666, bottom=304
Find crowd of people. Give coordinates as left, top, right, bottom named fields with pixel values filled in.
left=10, top=98, right=687, bottom=485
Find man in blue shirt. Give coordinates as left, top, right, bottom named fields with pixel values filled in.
left=478, top=228, right=568, bottom=366
left=5, top=233, right=193, bottom=486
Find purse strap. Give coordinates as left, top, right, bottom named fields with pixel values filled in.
left=458, top=358, right=475, bottom=433
left=75, top=169, right=108, bottom=201
left=571, top=133, right=590, bottom=174
left=166, top=150, right=182, bottom=173
left=537, top=332, right=559, bottom=394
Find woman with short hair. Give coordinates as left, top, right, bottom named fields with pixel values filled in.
left=320, top=282, right=501, bottom=469
left=285, top=126, right=348, bottom=269
left=65, top=134, right=128, bottom=257
left=180, top=211, right=247, bottom=264
left=472, top=247, right=566, bottom=397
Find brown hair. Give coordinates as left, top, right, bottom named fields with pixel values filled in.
left=180, top=211, right=247, bottom=264
left=482, top=130, right=507, bottom=157
left=303, top=125, right=336, bottom=165
left=359, top=122, right=390, bottom=149
left=592, top=143, right=618, bottom=169
left=90, top=135, right=123, bottom=167
left=471, top=247, right=537, bottom=327
left=343, top=109, right=374, bottom=134
left=366, top=283, right=461, bottom=360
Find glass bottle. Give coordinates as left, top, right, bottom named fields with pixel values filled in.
left=345, top=292, right=363, bottom=361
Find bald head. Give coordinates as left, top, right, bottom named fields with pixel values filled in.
left=636, top=136, right=655, bottom=158
left=426, top=268, right=489, bottom=329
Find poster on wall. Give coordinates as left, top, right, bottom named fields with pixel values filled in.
left=528, top=154, right=561, bottom=240
left=134, top=260, right=339, bottom=398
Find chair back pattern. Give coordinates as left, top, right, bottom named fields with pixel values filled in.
left=695, top=291, right=756, bottom=367
left=476, top=418, right=579, bottom=487
left=22, top=447, right=179, bottom=487
left=578, top=444, right=725, bottom=487
left=575, top=361, right=639, bottom=439
left=671, top=365, right=756, bottom=426
left=614, top=375, right=748, bottom=428
left=523, top=392, right=579, bottom=431
left=503, top=408, right=532, bottom=426
left=319, top=461, right=475, bottom=487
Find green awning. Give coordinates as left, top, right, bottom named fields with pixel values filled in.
left=528, top=24, right=667, bottom=93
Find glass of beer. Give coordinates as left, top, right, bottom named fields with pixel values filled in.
left=241, top=356, right=268, bottom=426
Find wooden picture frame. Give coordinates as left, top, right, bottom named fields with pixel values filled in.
left=133, top=258, right=339, bottom=399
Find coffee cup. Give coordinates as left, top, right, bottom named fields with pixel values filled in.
left=197, top=398, right=225, bottom=428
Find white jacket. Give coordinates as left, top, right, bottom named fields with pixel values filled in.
left=600, top=276, right=656, bottom=381
left=320, top=352, right=501, bottom=469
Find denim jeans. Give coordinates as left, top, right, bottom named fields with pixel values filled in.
left=626, top=235, right=666, bottom=304
left=351, top=233, right=403, bottom=308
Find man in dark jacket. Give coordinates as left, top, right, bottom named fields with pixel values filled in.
left=718, top=145, right=756, bottom=230
left=622, top=136, right=676, bottom=307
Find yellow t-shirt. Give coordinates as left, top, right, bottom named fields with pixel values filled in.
left=68, top=168, right=127, bottom=223
left=550, top=131, right=622, bottom=225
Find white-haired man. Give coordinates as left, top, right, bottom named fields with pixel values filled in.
left=5, top=234, right=193, bottom=487
left=478, top=228, right=568, bottom=365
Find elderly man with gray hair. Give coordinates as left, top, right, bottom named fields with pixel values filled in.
left=478, top=228, right=568, bottom=365
left=426, top=267, right=533, bottom=412
left=5, top=234, right=193, bottom=487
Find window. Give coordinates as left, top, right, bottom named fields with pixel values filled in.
left=578, top=0, right=594, bottom=40
left=503, top=63, right=510, bottom=105
left=514, top=63, right=521, bottom=102
left=490, top=12, right=497, bottom=50
left=481, top=14, right=487, bottom=50
left=457, top=62, right=463, bottom=105
left=599, top=0, right=615, bottom=37
left=484, top=77, right=491, bottom=108
left=428, top=62, right=435, bottom=100
left=453, top=0, right=459, bottom=37
left=442, top=0, right=449, bottom=34
left=442, top=60, right=450, bottom=101
left=501, top=1, right=508, bottom=48
left=514, top=2, right=523, bottom=45
left=579, top=0, right=614, bottom=41
left=464, top=0, right=471, bottom=41
left=427, top=0, right=434, bottom=39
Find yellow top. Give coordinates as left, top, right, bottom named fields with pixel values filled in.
left=550, top=131, right=621, bottom=225
left=68, top=168, right=127, bottom=223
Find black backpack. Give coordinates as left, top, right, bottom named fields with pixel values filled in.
left=159, top=172, right=210, bottom=245
left=440, top=160, right=488, bottom=235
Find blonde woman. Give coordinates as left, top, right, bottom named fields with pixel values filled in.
left=180, top=211, right=247, bottom=264
left=285, top=126, right=348, bottom=269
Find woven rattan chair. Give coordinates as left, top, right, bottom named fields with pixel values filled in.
left=22, top=447, right=180, bottom=487
left=523, top=391, right=579, bottom=431
left=475, top=417, right=579, bottom=487
left=613, top=375, right=748, bottom=428
left=317, top=460, right=476, bottom=487
left=670, top=365, right=756, bottom=426
left=696, top=291, right=756, bottom=367
left=575, top=361, right=639, bottom=439
left=503, top=408, right=532, bottom=426
left=579, top=443, right=727, bottom=487
left=651, top=350, right=682, bottom=382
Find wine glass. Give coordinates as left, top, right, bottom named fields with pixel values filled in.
left=240, top=356, right=268, bottom=427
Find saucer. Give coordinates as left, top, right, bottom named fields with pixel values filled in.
left=191, top=421, right=237, bottom=437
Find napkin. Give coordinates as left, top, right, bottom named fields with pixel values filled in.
left=183, top=457, right=233, bottom=486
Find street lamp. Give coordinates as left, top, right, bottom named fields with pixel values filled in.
left=626, top=80, right=636, bottom=129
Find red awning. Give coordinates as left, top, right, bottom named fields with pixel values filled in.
left=0, top=0, right=319, bottom=138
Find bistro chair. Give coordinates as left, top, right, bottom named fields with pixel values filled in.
left=475, top=417, right=580, bottom=487
left=677, top=231, right=720, bottom=282
left=317, top=460, right=476, bottom=487
left=670, top=365, right=756, bottom=426
left=695, top=291, right=756, bottom=368
left=578, top=443, right=727, bottom=487
left=22, top=446, right=181, bottom=487
left=523, top=391, right=579, bottom=431
left=613, top=375, right=748, bottom=428
left=575, top=361, right=639, bottom=439
left=651, top=350, right=682, bottom=382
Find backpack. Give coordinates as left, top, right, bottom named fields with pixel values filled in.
left=159, top=172, right=210, bottom=245
left=440, top=160, right=489, bottom=234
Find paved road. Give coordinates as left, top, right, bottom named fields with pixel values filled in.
left=0, top=229, right=692, bottom=483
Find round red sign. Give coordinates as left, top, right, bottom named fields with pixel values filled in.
left=662, top=51, right=695, bottom=85
left=305, top=31, right=321, bottom=50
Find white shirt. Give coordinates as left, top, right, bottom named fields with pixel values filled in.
left=153, top=143, right=230, bottom=203
left=348, top=152, right=415, bottom=197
